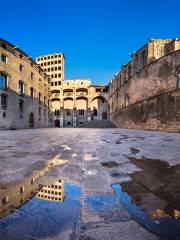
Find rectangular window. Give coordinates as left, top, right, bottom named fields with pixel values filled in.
left=19, top=99, right=24, bottom=113
left=30, top=72, right=34, bottom=80
left=1, top=54, right=7, bottom=63
left=1, top=94, right=7, bottom=110
left=79, top=109, right=85, bottom=116
left=58, top=81, right=61, bottom=85
left=39, top=93, right=41, bottom=104
left=66, top=109, right=71, bottom=116
left=19, top=64, right=23, bottom=72
left=0, top=74, right=7, bottom=90
left=19, top=81, right=24, bottom=96
left=30, top=88, right=34, bottom=98
left=51, top=82, right=54, bottom=86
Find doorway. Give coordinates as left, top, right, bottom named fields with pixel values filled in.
left=55, top=119, right=60, bottom=127
left=29, top=112, right=34, bottom=128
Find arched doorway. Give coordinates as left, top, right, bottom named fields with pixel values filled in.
left=29, top=112, right=34, bottom=128
left=55, top=119, right=60, bottom=127
left=102, top=112, right=108, bottom=120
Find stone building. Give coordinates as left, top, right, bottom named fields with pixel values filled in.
left=36, top=53, right=109, bottom=127
left=0, top=39, right=51, bottom=129
left=109, top=38, right=180, bottom=131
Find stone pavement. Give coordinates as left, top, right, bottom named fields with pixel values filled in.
left=0, top=128, right=180, bottom=240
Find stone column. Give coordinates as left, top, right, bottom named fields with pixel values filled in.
left=73, top=107, right=77, bottom=127
left=60, top=107, right=64, bottom=127
left=87, top=107, right=91, bottom=122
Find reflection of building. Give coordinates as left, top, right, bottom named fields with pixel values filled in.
left=0, top=39, right=51, bottom=129
left=0, top=174, right=40, bottom=219
left=36, top=53, right=109, bottom=127
left=37, top=179, right=64, bottom=202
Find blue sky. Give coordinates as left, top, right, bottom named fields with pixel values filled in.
left=0, top=0, right=179, bottom=85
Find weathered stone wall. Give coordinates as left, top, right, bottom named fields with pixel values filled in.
left=0, top=39, right=51, bottom=129
left=110, top=50, right=180, bottom=132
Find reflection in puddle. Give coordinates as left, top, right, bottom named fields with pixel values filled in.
left=0, top=179, right=81, bottom=240
left=112, top=156, right=180, bottom=239
left=100, top=161, right=119, bottom=168
left=37, top=179, right=64, bottom=202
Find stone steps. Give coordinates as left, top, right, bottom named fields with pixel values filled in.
left=79, top=120, right=116, bottom=128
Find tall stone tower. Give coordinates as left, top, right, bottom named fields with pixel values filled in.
left=36, top=53, right=65, bottom=127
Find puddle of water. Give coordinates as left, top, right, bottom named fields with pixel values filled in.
left=85, top=194, right=130, bottom=223
left=0, top=179, right=81, bottom=240
left=100, top=161, right=119, bottom=168
left=112, top=156, right=180, bottom=240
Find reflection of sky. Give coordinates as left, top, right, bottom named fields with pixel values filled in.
left=0, top=182, right=81, bottom=239
left=112, top=183, right=180, bottom=240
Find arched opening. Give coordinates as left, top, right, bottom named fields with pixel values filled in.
left=29, top=112, right=34, bottom=128
left=55, top=119, right=60, bottom=127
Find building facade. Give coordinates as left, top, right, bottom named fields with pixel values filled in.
left=109, top=38, right=180, bottom=131
left=36, top=53, right=109, bottom=127
left=0, top=39, right=51, bottom=130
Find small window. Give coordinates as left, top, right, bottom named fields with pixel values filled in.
left=66, top=109, right=71, bottom=116
left=1, top=94, right=7, bottom=110
left=55, top=61, right=57, bottom=64
left=1, top=43, right=6, bottom=49
left=58, top=54, right=61, bottom=57
left=51, top=74, right=54, bottom=78
left=18, top=81, right=24, bottom=96
left=55, top=67, right=57, bottom=71
left=55, top=81, right=57, bottom=86
left=48, top=56, right=50, bottom=59
left=58, top=60, right=61, bottom=63
left=39, top=93, right=41, bottom=104
left=0, top=74, right=7, bottom=90
left=19, top=99, right=24, bottom=113
left=58, top=73, right=61, bottom=77
left=48, top=62, right=50, bottom=65
left=79, top=109, right=84, bottom=116
left=51, top=61, right=53, bottom=65
left=55, top=55, right=57, bottom=58
left=58, top=81, right=61, bottom=85
left=20, top=186, right=24, bottom=194
left=2, top=196, right=8, bottom=204
left=51, top=67, right=54, bottom=71
left=30, top=88, right=34, bottom=98
left=1, top=54, right=7, bottom=63
left=19, top=64, right=23, bottom=72
left=55, top=74, right=57, bottom=78
left=58, top=66, right=61, bottom=70
left=30, top=72, right=34, bottom=80
left=51, top=82, right=54, bottom=86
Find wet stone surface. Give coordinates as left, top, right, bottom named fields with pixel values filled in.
left=0, top=128, right=180, bottom=240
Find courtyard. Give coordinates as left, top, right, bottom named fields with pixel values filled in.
left=0, top=128, right=180, bottom=239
